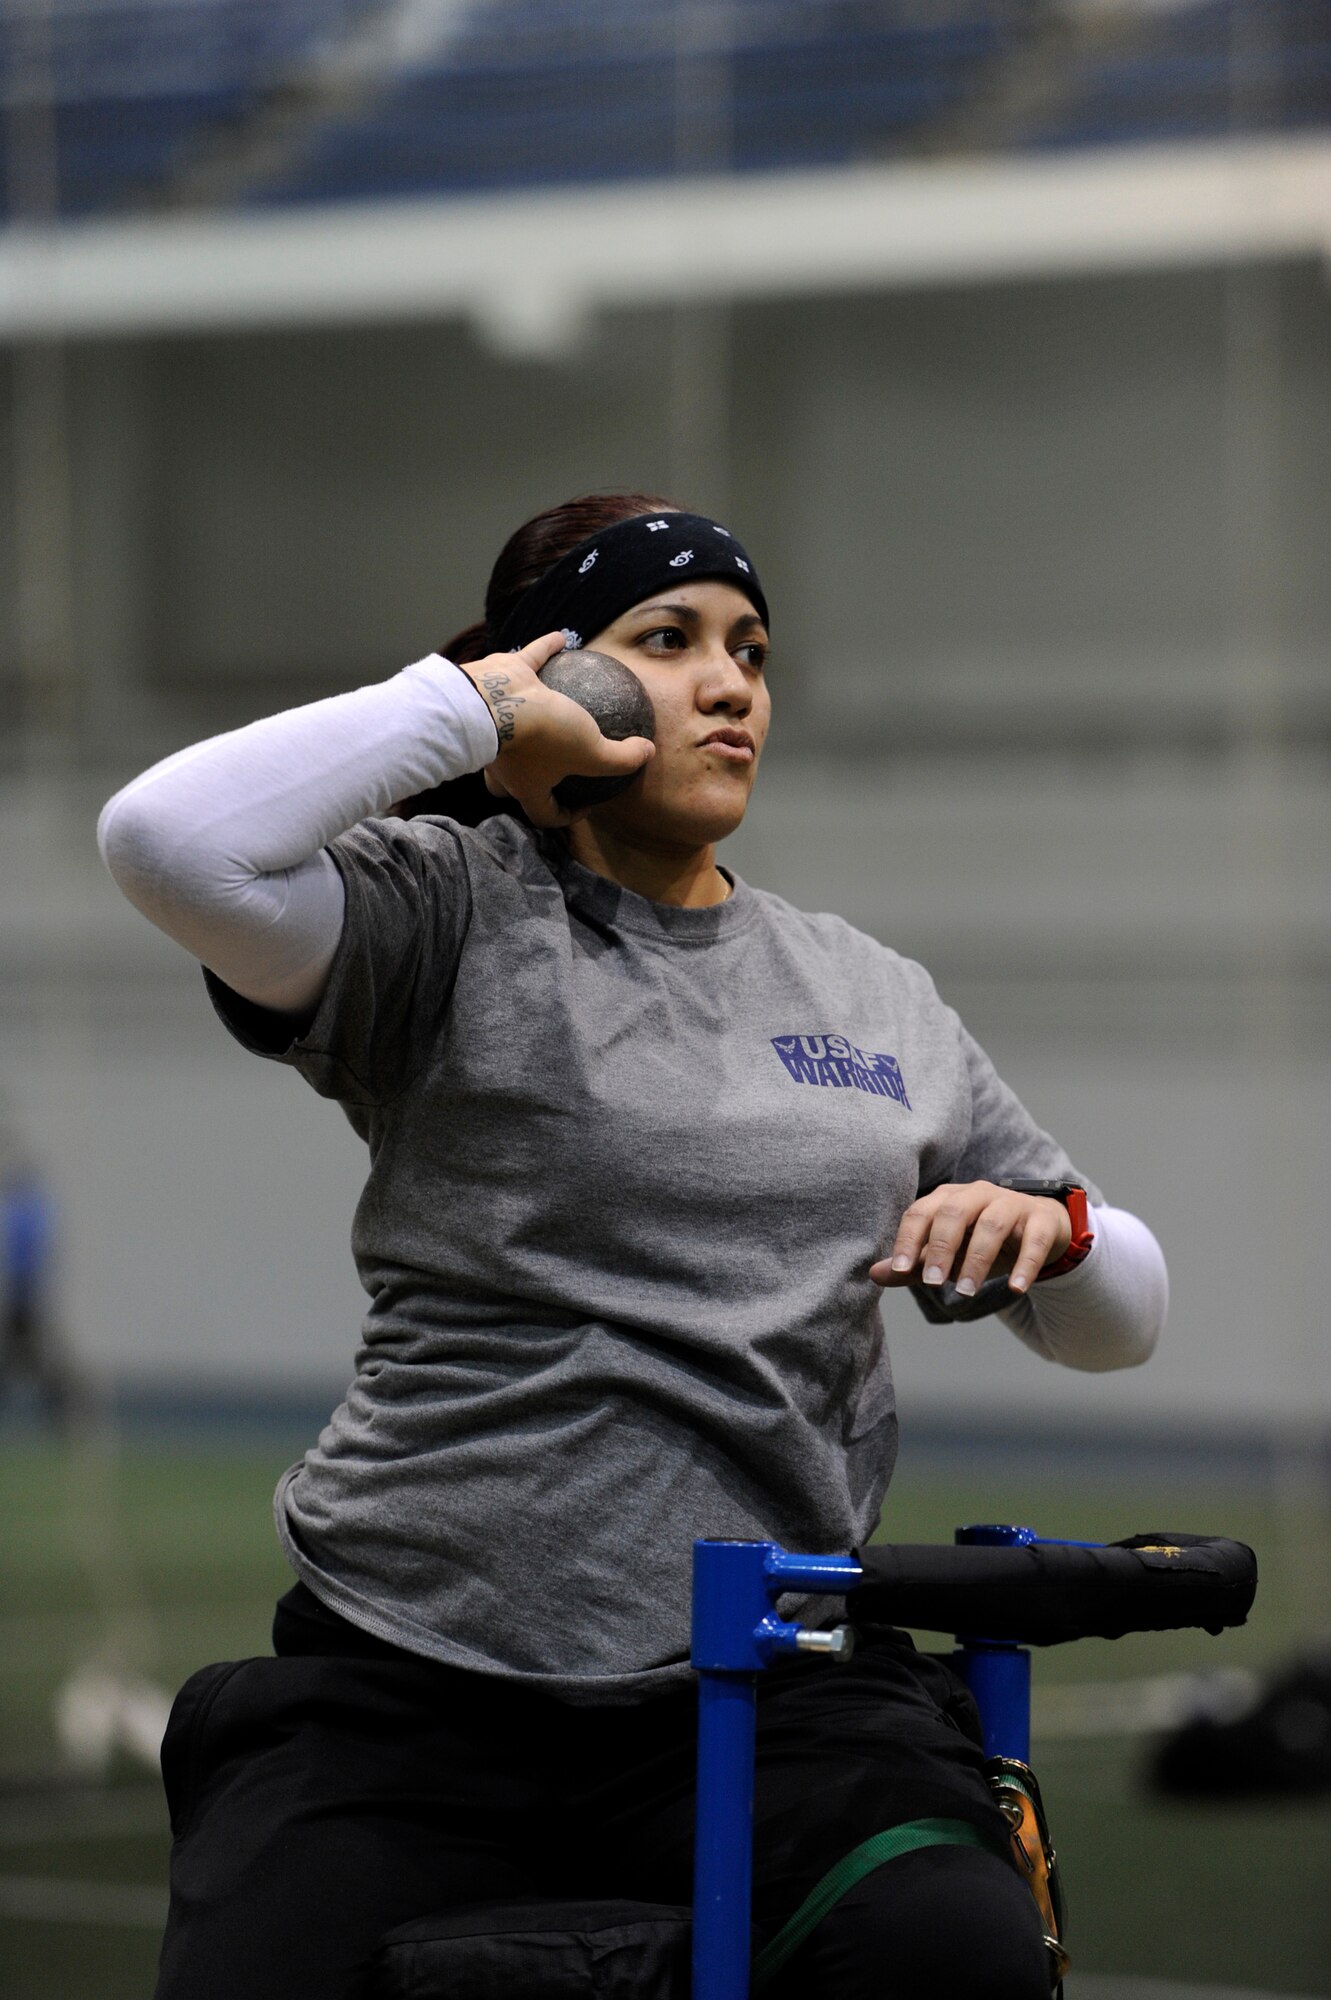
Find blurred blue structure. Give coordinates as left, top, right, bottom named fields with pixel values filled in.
left=1, top=0, right=1327, bottom=221
left=0, top=1096, right=74, bottom=1431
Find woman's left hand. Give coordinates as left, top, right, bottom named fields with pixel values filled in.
left=869, top=1181, right=1072, bottom=1298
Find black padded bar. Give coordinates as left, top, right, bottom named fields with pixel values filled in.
left=851, top=1533, right=1257, bottom=1646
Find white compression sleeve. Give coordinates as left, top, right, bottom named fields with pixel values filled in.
left=998, top=1202, right=1167, bottom=1372
left=97, top=655, right=498, bottom=1013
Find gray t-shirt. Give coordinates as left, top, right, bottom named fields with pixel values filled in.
left=209, top=814, right=1086, bottom=1702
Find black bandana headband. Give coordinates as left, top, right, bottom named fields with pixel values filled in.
left=492, top=512, right=769, bottom=654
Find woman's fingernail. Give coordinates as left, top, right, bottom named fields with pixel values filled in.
left=1009, top=1274, right=1028, bottom=1292
left=891, top=1255, right=912, bottom=1272
left=956, top=1277, right=976, bottom=1297
left=922, top=1264, right=944, bottom=1286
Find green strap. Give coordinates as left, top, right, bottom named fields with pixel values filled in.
left=751, top=1816, right=1009, bottom=1992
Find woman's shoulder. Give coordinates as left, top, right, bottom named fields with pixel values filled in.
left=335, top=810, right=548, bottom=883
left=747, top=882, right=945, bottom=1000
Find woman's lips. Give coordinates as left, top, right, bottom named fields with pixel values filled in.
left=698, top=733, right=755, bottom=763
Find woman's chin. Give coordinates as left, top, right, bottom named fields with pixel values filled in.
left=599, top=783, right=752, bottom=849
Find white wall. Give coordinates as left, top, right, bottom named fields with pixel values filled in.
left=2, top=258, right=1327, bottom=1433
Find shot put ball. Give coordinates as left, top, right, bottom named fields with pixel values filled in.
left=539, top=648, right=657, bottom=811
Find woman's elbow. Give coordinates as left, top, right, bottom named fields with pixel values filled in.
left=99, top=787, right=173, bottom=907
left=98, top=786, right=233, bottom=930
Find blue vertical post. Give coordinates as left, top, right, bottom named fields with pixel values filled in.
left=952, top=1524, right=1035, bottom=1764
left=955, top=1640, right=1031, bottom=1763
left=690, top=1541, right=773, bottom=2000
left=690, top=1541, right=861, bottom=2000
left=692, top=1669, right=759, bottom=2000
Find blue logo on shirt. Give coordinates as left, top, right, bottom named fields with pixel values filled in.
left=771, top=1035, right=911, bottom=1107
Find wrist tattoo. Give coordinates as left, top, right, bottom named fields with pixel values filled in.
left=479, top=669, right=526, bottom=746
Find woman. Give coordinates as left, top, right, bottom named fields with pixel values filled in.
left=99, top=492, right=1166, bottom=2000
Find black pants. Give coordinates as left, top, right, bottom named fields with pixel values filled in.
left=155, top=1585, right=1050, bottom=2000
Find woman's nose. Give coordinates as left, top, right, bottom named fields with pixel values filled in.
left=699, top=652, right=751, bottom=714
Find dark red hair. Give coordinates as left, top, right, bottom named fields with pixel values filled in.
left=441, top=490, right=679, bottom=663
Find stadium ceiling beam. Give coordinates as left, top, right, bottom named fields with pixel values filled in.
left=1, top=137, right=1328, bottom=355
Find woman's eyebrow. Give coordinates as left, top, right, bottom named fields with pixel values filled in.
left=628, top=600, right=700, bottom=623
left=627, top=602, right=767, bottom=638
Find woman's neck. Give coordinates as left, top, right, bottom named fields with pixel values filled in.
left=562, top=822, right=731, bottom=908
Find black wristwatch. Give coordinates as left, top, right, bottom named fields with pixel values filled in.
left=996, top=1179, right=1094, bottom=1278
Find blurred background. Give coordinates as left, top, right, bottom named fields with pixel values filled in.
left=1, top=1, right=1329, bottom=1995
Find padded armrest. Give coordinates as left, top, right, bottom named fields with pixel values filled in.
left=851, top=1533, right=1257, bottom=1646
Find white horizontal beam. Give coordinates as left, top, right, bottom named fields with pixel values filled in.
left=2, top=137, right=1330, bottom=346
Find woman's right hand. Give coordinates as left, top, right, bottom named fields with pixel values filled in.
left=458, top=631, right=655, bottom=828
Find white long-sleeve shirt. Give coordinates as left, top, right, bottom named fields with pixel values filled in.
left=100, top=655, right=1164, bottom=1447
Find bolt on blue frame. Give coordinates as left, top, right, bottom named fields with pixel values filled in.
left=689, top=1525, right=1068, bottom=2000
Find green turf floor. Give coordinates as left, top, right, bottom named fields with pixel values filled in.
left=2, top=1436, right=1328, bottom=1998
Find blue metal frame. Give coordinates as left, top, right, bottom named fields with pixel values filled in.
left=689, top=1525, right=1084, bottom=2000
left=689, top=1541, right=861, bottom=2000
left=951, top=1522, right=1036, bottom=1763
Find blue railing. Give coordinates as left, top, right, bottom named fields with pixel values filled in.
left=689, top=1524, right=1082, bottom=2000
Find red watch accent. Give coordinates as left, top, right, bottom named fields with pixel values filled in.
left=1037, top=1185, right=1094, bottom=1280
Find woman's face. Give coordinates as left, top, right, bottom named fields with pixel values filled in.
left=585, top=579, right=771, bottom=848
